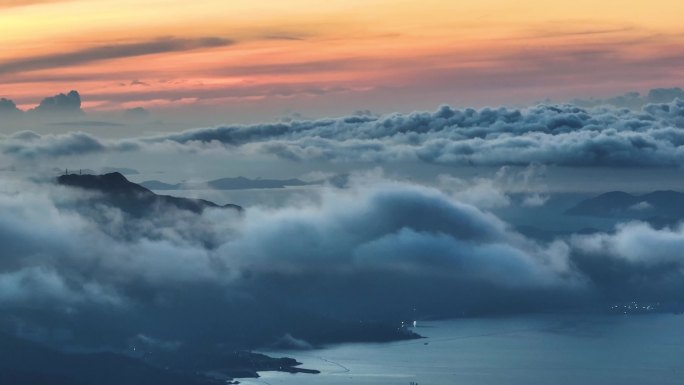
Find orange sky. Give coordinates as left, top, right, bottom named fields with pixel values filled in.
left=1, top=0, right=683, bottom=116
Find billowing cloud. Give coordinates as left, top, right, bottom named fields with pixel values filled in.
left=172, top=97, right=684, bottom=167
left=5, top=96, right=684, bottom=168
left=0, top=98, right=21, bottom=116
left=1, top=131, right=112, bottom=159
left=0, top=90, right=84, bottom=117
left=0, top=173, right=585, bottom=347
left=437, top=174, right=511, bottom=209
left=30, top=90, right=82, bottom=115
left=571, top=221, right=684, bottom=301
left=108, top=97, right=684, bottom=167
left=436, top=164, right=548, bottom=209
left=2, top=168, right=684, bottom=353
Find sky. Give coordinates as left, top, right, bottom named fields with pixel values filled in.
left=2, top=0, right=684, bottom=120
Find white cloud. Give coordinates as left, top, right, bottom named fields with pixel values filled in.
left=4, top=98, right=684, bottom=170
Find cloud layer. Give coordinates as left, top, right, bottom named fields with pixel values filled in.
left=4, top=96, right=684, bottom=168
left=2, top=170, right=684, bottom=352
left=0, top=174, right=579, bottom=347
left=571, top=221, right=684, bottom=301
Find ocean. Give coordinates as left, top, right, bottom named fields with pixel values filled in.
left=243, top=314, right=684, bottom=385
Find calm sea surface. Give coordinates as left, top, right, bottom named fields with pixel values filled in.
left=243, top=315, right=684, bottom=385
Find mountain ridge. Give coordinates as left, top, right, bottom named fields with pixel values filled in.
left=57, top=172, right=242, bottom=215
left=0, top=333, right=213, bottom=385
left=566, top=190, right=684, bottom=220
left=141, top=176, right=311, bottom=191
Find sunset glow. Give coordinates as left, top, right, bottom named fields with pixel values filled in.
left=2, top=0, right=684, bottom=114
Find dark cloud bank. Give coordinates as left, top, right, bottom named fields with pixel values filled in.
left=1, top=90, right=84, bottom=118
left=0, top=37, right=233, bottom=76
left=1, top=172, right=683, bottom=356
left=4, top=89, right=684, bottom=167
left=0, top=90, right=151, bottom=121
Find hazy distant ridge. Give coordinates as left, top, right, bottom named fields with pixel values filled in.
left=141, top=176, right=311, bottom=190
left=566, top=190, right=684, bottom=220
left=58, top=172, right=242, bottom=214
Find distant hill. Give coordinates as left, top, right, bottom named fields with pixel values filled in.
left=0, top=333, right=213, bottom=385
left=139, top=179, right=178, bottom=190
left=566, top=190, right=684, bottom=221
left=206, top=176, right=309, bottom=190
left=141, top=176, right=311, bottom=191
left=100, top=167, right=139, bottom=175
left=57, top=172, right=242, bottom=215
left=57, top=166, right=139, bottom=175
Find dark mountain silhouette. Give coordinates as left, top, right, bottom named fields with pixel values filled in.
left=0, top=333, right=213, bottom=385
left=0, top=309, right=405, bottom=382
left=141, top=176, right=310, bottom=191
left=57, top=172, right=242, bottom=215
left=139, top=179, right=179, bottom=190
left=566, top=190, right=684, bottom=220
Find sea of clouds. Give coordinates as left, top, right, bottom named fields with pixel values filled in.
left=3, top=97, right=684, bottom=167
left=1, top=170, right=683, bottom=350
left=3, top=95, right=684, bottom=350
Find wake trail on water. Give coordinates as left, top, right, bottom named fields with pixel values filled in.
left=317, top=356, right=351, bottom=373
